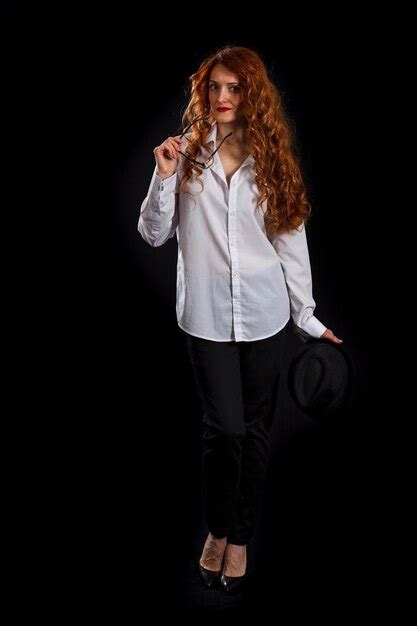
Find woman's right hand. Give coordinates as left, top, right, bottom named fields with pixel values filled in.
left=154, top=136, right=182, bottom=180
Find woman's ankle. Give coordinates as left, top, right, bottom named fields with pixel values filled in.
left=200, top=532, right=227, bottom=570
left=221, top=543, right=247, bottom=577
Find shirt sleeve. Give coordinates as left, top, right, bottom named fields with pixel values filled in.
left=138, top=165, right=179, bottom=247
left=269, top=222, right=327, bottom=339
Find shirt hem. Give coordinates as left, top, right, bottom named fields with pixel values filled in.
left=177, top=318, right=290, bottom=343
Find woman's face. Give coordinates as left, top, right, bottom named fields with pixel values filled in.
left=208, top=63, right=243, bottom=123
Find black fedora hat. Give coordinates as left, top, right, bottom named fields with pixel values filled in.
left=287, top=338, right=354, bottom=419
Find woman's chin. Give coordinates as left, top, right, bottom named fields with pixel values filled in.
left=214, top=113, right=236, bottom=122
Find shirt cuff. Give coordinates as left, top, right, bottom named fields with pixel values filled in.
left=153, top=172, right=177, bottom=194
left=300, top=315, right=327, bottom=339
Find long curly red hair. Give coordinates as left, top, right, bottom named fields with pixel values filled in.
left=179, top=45, right=311, bottom=235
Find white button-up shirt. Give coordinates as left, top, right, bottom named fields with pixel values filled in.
left=138, top=122, right=326, bottom=342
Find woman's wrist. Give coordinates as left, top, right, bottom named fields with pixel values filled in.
left=157, top=170, right=175, bottom=180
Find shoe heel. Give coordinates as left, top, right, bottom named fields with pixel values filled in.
left=220, top=572, right=246, bottom=593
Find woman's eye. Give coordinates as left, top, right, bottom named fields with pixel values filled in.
left=209, top=84, right=240, bottom=92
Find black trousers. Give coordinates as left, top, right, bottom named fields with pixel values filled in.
left=183, top=322, right=288, bottom=546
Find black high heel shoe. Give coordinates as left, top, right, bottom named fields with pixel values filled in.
left=220, top=572, right=246, bottom=593
left=197, top=562, right=222, bottom=588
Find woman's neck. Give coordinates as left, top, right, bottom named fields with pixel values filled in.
left=216, top=121, right=246, bottom=145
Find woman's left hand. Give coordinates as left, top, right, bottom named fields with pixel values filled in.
left=321, top=328, right=343, bottom=344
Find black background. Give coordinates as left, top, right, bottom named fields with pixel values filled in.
left=4, top=4, right=370, bottom=616
left=101, top=26, right=370, bottom=614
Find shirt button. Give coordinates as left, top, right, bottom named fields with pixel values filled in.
left=233, top=271, right=238, bottom=276
left=230, top=211, right=235, bottom=216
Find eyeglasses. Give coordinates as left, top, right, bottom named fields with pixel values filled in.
left=177, top=117, right=232, bottom=169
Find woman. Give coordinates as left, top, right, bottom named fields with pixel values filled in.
left=138, top=46, right=342, bottom=593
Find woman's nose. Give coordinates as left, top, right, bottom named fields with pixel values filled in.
left=218, top=87, right=229, bottom=102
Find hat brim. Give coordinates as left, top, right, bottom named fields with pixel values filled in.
left=287, top=338, right=354, bottom=419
